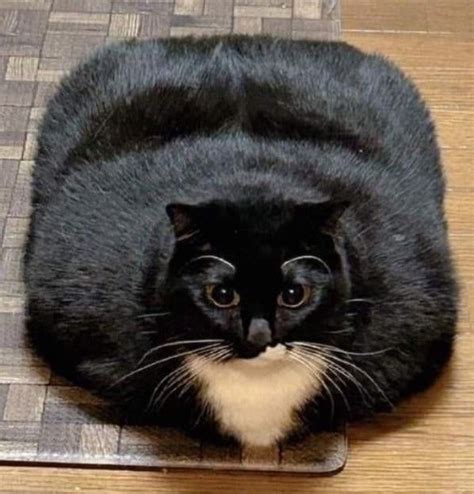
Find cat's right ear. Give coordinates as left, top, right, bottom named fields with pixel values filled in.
left=166, top=203, right=199, bottom=240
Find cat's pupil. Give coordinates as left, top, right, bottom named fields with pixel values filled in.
left=282, top=284, right=305, bottom=306
left=210, top=284, right=236, bottom=306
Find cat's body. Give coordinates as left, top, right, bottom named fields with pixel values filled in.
left=25, top=36, right=457, bottom=447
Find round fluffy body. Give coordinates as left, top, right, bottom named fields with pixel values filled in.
left=24, top=36, right=458, bottom=446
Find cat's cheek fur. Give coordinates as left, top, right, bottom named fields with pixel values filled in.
left=187, top=347, right=325, bottom=447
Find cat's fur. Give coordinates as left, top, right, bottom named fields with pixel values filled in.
left=24, top=36, right=458, bottom=447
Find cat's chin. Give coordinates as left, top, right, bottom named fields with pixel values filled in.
left=234, top=343, right=288, bottom=367
left=186, top=344, right=325, bottom=447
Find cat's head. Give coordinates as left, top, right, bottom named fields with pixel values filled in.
left=154, top=198, right=354, bottom=358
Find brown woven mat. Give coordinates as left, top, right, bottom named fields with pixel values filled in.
left=0, top=0, right=345, bottom=474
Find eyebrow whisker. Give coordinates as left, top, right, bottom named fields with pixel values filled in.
left=183, top=255, right=236, bottom=272
left=176, top=230, right=201, bottom=242
left=281, top=255, right=333, bottom=279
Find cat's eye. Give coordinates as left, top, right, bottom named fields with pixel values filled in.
left=206, top=284, right=240, bottom=308
left=277, top=284, right=311, bottom=308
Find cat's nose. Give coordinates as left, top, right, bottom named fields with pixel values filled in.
left=247, top=318, right=272, bottom=349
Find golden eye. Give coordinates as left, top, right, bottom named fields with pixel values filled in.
left=206, top=284, right=240, bottom=308
left=277, top=284, right=311, bottom=308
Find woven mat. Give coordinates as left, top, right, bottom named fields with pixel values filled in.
left=0, top=0, right=345, bottom=474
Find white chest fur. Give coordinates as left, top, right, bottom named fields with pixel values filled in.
left=186, top=345, right=324, bottom=446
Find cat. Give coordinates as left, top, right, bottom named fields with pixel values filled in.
left=24, top=36, right=458, bottom=447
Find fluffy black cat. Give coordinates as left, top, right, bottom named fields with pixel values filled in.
left=24, top=36, right=458, bottom=447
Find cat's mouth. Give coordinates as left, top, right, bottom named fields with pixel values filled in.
left=233, top=342, right=288, bottom=363
left=237, top=343, right=288, bottom=365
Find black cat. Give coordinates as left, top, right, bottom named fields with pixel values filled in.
left=24, top=36, right=458, bottom=447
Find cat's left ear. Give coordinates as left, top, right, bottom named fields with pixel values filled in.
left=296, top=200, right=350, bottom=234
left=166, top=203, right=199, bottom=239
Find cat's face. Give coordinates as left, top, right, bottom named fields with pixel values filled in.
left=159, top=199, right=352, bottom=358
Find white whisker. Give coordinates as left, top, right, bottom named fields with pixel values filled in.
left=292, top=341, right=394, bottom=357
left=291, top=342, right=394, bottom=408
left=345, top=298, right=374, bottom=304
left=175, top=348, right=232, bottom=400
left=152, top=346, right=229, bottom=407
left=146, top=364, right=188, bottom=411
left=136, top=312, right=172, bottom=319
left=295, top=346, right=372, bottom=406
left=293, top=348, right=350, bottom=412
left=281, top=255, right=333, bottom=281
left=109, top=342, right=222, bottom=388
left=137, top=339, right=224, bottom=367
left=323, top=328, right=354, bottom=335
left=176, top=229, right=200, bottom=242
left=288, top=350, right=335, bottom=422
left=183, top=255, right=236, bottom=272
left=153, top=347, right=232, bottom=410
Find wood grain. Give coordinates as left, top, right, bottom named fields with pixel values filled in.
left=5, top=56, right=39, bottom=81
left=344, top=0, right=473, bottom=34
left=3, top=384, right=46, bottom=421
left=293, top=0, right=322, bottom=20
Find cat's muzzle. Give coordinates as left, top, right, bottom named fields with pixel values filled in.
left=237, top=317, right=277, bottom=358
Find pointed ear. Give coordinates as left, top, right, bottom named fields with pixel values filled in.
left=296, top=200, right=350, bottom=233
left=166, top=203, right=199, bottom=239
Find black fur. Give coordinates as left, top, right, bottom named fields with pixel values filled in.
left=24, top=36, right=458, bottom=443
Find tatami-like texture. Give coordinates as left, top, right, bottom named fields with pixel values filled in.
left=0, top=0, right=344, bottom=475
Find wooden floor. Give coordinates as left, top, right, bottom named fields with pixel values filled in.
left=1, top=0, right=473, bottom=492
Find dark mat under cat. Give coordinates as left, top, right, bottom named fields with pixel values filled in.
left=0, top=0, right=345, bottom=475
left=0, top=332, right=346, bottom=473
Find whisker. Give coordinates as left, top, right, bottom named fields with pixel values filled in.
left=292, top=341, right=394, bottom=357
left=324, top=361, right=369, bottom=405
left=281, top=255, right=333, bottom=283
left=146, top=365, right=188, bottom=412
left=147, top=345, right=228, bottom=411
left=191, top=349, right=234, bottom=427
left=331, top=356, right=393, bottom=407
left=181, top=255, right=236, bottom=273
left=293, top=348, right=351, bottom=412
left=109, top=343, right=222, bottom=389
left=214, top=349, right=233, bottom=363
left=295, top=346, right=372, bottom=406
left=304, top=349, right=371, bottom=398
left=135, top=312, right=172, bottom=319
left=171, top=348, right=234, bottom=408
left=322, top=328, right=354, bottom=335
left=345, top=298, right=374, bottom=305
left=153, top=347, right=231, bottom=410
left=175, top=348, right=232, bottom=400
left=291, top=342, right=394, bottom=408
left=176, top=229, right=200, bottom=242
left=136, top=339, right=224, bottom=367
left=288, top=350, right=335, bottom=423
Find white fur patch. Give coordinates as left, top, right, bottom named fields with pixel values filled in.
left=187, top=345, right=325, bottom=446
